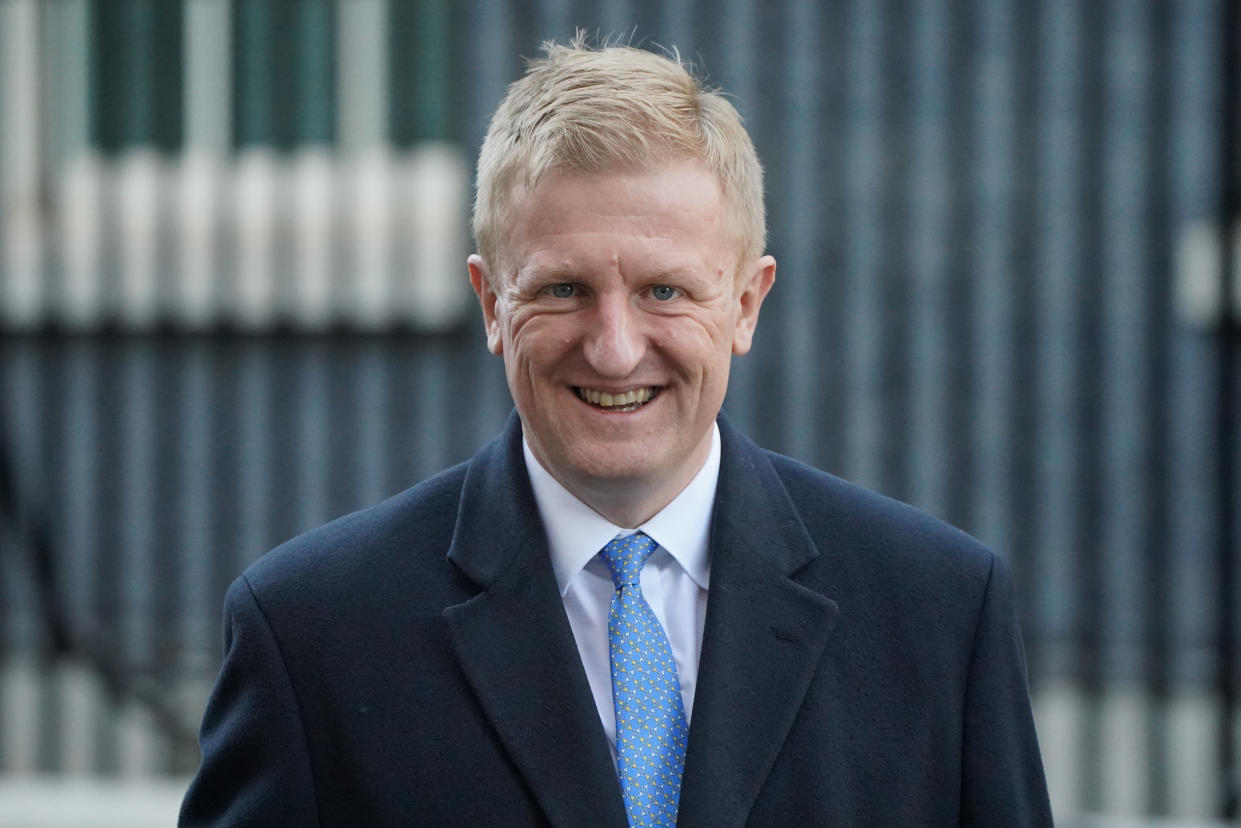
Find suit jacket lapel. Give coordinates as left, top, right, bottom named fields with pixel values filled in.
left=443, top=414, right=628, bottom=828
left=677, top=418, right=841, bottom=828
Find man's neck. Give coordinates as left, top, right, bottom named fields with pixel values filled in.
left=528, top=433, right=716, bottom=529
left=561, top=475, right=696, bottom=529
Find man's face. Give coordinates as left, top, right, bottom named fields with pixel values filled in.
left=469, top=160, right=775, bottom=509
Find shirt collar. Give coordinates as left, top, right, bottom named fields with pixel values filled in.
left=523, top=423, right=720, bottom=596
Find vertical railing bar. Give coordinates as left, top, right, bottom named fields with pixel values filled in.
left=907, top=0, right=951, bottom=519
left=1142, top=0, right=1177, bottom=812
left=841, top=0, right=886, bottom=492
left=774, top=0, right=821, bottom=465
left=1100, top=0, right=1154, bottom=811
left=1216, top=0, right=1241, bottom=817
left=714, top=0, right=759, bottom=438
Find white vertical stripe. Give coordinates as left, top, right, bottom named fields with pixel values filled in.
left=47, top=2, right=94, bottom=326
left=338, top=0, right=391, bottom=327
left=1167, top=690, right=1220, bottom=816
left=176, top=152, right=220, bottom=328
left=233, top=149, right=279, bottom=328
left=347, top=148, right=394, bottom=327
left=58, top=154, right=104, bottom=329
left=46, top=0, right=91, bottom=162
left=1, top=661, right=40, bottom=772
left=337, top=0, right=388, bottom=151
left=1033, top=682, right=1083, bottom=815
left=0, top=177, right=44, bottom=328
left=0, top=0, right=41, bottom=203
left=115, top=703, right=158, bottom=777
left=180, top=0, right=231, bottom=328
left=59, top=661, right=100, bottom=774
left=116, top=151, right=163, bottom=328
left=184, top=0, right=231, bottom=153
left=1177, top=218, right=1228, bottom=329
left=1100, top=686, right=1149, bottom=814
left=401, top=144, right=471, bottom=330
left=1, top=0, right=44, bottom=326
left=291, top=149, right=335, bottom=328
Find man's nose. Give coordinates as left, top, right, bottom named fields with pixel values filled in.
left=583, top=295, right=645, bottom=378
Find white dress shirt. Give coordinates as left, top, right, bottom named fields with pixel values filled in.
left=523, top=424, right=719, bottom=759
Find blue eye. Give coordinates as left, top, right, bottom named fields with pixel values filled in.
left=549, top=284, right=576, bottom=299
left=651, top=285, right=679, bottom=301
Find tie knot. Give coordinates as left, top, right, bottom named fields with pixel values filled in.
left=599, top=532, right=657, bottom=590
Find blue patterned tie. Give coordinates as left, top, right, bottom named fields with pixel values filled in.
left=599, top=532, right=689, bottom=828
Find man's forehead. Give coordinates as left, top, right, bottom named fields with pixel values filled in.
left=488, top=161, right=746, bottom=279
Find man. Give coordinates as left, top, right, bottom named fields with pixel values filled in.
left=181, top=38, right=1052, bottom=826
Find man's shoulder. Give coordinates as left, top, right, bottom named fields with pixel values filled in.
left=770, top=449, right=984, bottom=543
left=753, top=445, right=1007, bottom=646
left=717, top=417, right=989, bottom=560
left=241, top=459, right=472, bottom=598
left=757, top=446, right=996, bottom=580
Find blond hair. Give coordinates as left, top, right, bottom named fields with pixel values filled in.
left=472, top=35, right=766, bottom=277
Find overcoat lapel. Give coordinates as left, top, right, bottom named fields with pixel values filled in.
left=443, top=415, right=628, bottom=828
left=677, top=419, right=841, bottom=828
left=442, top=415, right=839, bottom=827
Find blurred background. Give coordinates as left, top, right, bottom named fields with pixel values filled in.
left=0, top=0, right=1239, bottom=824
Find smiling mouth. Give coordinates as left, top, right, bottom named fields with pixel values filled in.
left=574, top=386, right=661, bottom=412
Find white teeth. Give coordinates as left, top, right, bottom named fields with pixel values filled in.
left=576, top=387, right=655, bottom=408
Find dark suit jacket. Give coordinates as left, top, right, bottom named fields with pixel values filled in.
left=180, top=413, right=1052, bottom=826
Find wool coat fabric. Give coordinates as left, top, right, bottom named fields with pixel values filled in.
left=180, top=413, right=1052, bottom=827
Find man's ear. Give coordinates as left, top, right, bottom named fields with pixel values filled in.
left=732, top=255, right=776, bottom=355
left=468, top=254, right=504, bottom=355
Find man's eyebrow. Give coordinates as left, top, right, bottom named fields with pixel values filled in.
left=515, top=262, right=704, bottom=285
left=517, top=264, right=579, bottom=283
left=647, top=267, right=699, bottom=281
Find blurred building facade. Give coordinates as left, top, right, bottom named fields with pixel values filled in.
left=0, top=0, right=1237, bottom=820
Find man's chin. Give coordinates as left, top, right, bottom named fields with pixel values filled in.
left=558, top=448, right=663, bottom=486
